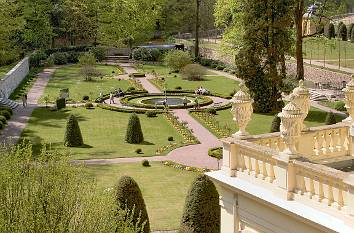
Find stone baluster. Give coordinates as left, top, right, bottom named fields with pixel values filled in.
left=343, top=75, right=354, bottom=123
left=290, top=80, right=311, bottom=131
left=231, top=82, right=254, bottom=139
left=278, top=101, right=303, bottom=159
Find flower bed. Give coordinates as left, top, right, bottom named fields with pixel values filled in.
left=161, top=160, right=211, bottom=173
left=120, top=93, right=213, bottom=109
left=190, top=111, right=232, bottom=138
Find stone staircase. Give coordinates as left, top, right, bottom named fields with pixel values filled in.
left=104, top=55, right=130, bottom=63
left=0, top=98, right=19, bottom=109
left=309, top=89, right=327, bottom=101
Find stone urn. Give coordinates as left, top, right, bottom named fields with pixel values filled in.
left=278, top=101, right=303, bottom=158
left=231, top=82, right=254, bottom=139
left=290, top=80, right=310, bottom=131
left=343, top=75, right=354, bottom=123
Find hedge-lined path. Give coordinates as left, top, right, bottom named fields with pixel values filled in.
left=0, top=68, right=55, bottom=144
left=311, top=101, right=347, bottom=118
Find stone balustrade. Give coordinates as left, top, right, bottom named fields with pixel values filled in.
left=221, top=136, right=354, bottom=215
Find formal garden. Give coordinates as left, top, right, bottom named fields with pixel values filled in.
left=1, top=0, right=354, bottom=232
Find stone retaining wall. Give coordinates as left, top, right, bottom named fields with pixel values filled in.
left=0, top=57, right=29, bottom=98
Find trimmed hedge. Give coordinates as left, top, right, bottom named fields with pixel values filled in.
left=208, top=147, right=222, bottom=160
left=56, top=98, right=66, bottom=110
left=125, top=113, right=144, bottom=144
left=189, top=103, right=232, bottom=113
left=0, top=107, right=13, bottom=115
left=0, top=115, right=7, bottom=124
left=95, top=90, right=148, bottom=103
left=180, top=174, right=220, bottom=233
left=97, top=104, right=163, bottom=114
left=64, top=114, right=84, bottom=147
left=115, top=176, right=150, bottom=233
left=0, top=110, right=11, bottom=120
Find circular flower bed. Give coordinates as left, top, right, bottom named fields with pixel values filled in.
left=121, top=93, right=213, bottom=109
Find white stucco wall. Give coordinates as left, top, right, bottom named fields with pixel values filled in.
left=0, top=57, right=29, bottom=98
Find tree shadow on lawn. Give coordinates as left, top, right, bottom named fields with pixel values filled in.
left=139, top=141, right=155, bottom=146
left=32, top=108, right=88, bottom=123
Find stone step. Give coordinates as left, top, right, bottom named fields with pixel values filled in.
left=0, top=98, right=19, bottom=109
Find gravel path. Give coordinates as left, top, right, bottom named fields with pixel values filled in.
left=0, top=68, right=55, bottom=144
left=305, top=59, right=354, bottom=74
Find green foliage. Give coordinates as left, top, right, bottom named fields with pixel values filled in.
left=208, top=147, right=222, bottom=160
left=79, top=53, right=100, bottom=81
left=168, top=136, right=174, bottom=141
left=0, top=143, right=144, bottom=233
left=0, top=107, right=13, bottom=115
left=325, top=112, right=337, bottom=125
left=0, top=110, right=11, bottom=120
left=90, top=47, right=106, bottom=62
left=56, top=98, right=66, bottom=110
left=0, top=121, right=4, bottom=130
left=145, top=111, right=157, bottom=117
left=335, top=101, right=346, bottom=111
left=135, top=148, right=142, bottom=154
left=64, top=114, right=84, bottom=147
left=51, top=52, right=69, bottom=65
left=351, top=27, right=354, bottom=43
left=85, top=102, right=94, bottom=109
left=339, top=23, right=348, bottom=41
left=181, top=64, right=206, bottom=81
left=348, top=24, right=354, bottom=40
left=328, top=23, right=336, bottom=39
left=164, top=50, right=192, bottom=72
left=270, top=115, right=281, bottom=132
left=132, top=48, right=162, bottom=61
left=29, top=50, right=48, bottom=67
left=180, top=174, right=220, bottom=233
left=142, top=160, right=150, bottom=167
left=115, top=176, right=150, bottom=233
left=125, top=113, right=144, bottom=144
left=0, top=115, right=7, bottom=125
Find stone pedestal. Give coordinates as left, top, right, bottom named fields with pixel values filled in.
left=343, top=75, right=354, bottom=123
left=290, top=80, right=310, bottom=131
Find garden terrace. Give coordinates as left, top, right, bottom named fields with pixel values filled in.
left=21, top=107, right=184, bottom=160
left=39, top=64, right=127, bottom=103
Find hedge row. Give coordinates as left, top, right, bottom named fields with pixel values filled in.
left=189, top=103, right=232, bottom=113
left=97, top=104, right=164, bottom=114
left=94, top=90, right=148, bottom=103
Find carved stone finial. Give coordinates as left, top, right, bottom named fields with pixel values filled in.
left=231, top=82, right=254, bottom=139
left=290, top=81, right=310, bottom=131
left=278, top=101, right=303, bottom=158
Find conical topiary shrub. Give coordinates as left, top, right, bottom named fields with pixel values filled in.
left=325, top=112, right=337, bottom=125
left=180, top=174, right=220, bottom=233
left=125, top=113, right=144, bottom=144
left=115, top=176, right=150, bottom=233
left=64, top=114, right=83, bottom=147
left=270, top=115, right=281, bottom=133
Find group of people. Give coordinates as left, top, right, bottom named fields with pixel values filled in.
left=195, top=86, right=209, bottom=95
left=100, top=88, right=125, bottom=104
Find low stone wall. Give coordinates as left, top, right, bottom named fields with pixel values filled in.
left=0, top=57, right=29, bottom=98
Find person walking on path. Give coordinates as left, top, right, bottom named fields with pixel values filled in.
left=183, top=96, right=188, bottom=108
left=194, top=96, right=199, bottom=110
left=22, top=94, right=28, bottom=108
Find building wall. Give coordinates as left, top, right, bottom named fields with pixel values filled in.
left=218, top=185, right=337, bottom=233
left=0, top=57, right=29, bottom=98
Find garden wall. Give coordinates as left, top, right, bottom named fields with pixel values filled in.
left=0, top=57, right=29, bottom=98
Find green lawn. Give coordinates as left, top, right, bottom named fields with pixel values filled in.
left=0, top=63, right=16, bottom=77
left=140, top=64, right=239, bottom=96
left=85, top=162, right=197, bottom=231
left=303, top=37, right=354, bottom=61
left=21, top=107, right=183, bottom=160
left=193, top=107, right=346, bottom=137
left=40, top=64, right=128, bottom=103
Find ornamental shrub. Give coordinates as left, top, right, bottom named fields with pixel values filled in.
left=351, top=27, right=354, bottom=43
left=115, top=176, right=150, bottom=233
left=335, top=101, right=346, bottom=111
left=0, top=107, right=13, bottom=115
left=180, top=174, right=220, bottom=233
left=52, top=52, right=69, bottom=65
left=132, top=47, right=161, bottom=61
left=328, top=23, right=335, bottom=39
left=0, top=110, right=11, bottom=120
left=0, top=121, right=4, bottom=129
left=126, top=113, right=144, bottom=144
left=168, top=136, right=174, bottom=141
left=56, top=98, right=66, bottom=110
left=64, top=114, right=84, bottom=147
left=142, top=160, right=150, bottom=167
left=85, top=102, right=94, bottom=109
left=29, top=50, right=47, bottom=67
left=164, top=50, right=192, bottom=72
left=0, top=115, right=7, bottom=124
left=270, top=115, right=281, bottom=132
left=325, top=112, right=337, bottom=125
left=181, top=64, right=206, bottom=81
left=82, top=95, right=90, bottom=101
left=339, top=24, right=348, bottom=41
left=145, top=111, right=157, bottom=117
left=135, top=148, right=142, bottom=154
left=66, top=51, right=81, bottom=63
left=207, top=108, right=217, bottom=115
left=90, top=47, right=106, bottom=62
